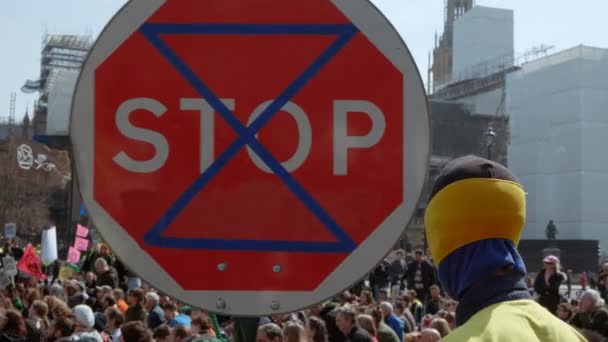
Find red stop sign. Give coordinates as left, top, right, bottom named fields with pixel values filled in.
left=72, top=0, right=429, bottom=316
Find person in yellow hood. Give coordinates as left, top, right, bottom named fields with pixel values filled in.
left=424, top=155, right=586, bottom=341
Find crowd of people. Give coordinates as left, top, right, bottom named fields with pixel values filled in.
left=2, top=155, right=608, bottom=341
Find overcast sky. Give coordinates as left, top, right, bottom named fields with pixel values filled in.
left=1, top=0, right=607, bottom=120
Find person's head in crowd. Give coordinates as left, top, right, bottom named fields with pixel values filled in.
left=29, top=299, right=48, bottom=320
left=172, top=324, right=190, bottom=341
left=120, top=321, right=152, bottom=342
left=105, top=306, right=125, bottom=331
left=424, top=156, right=527, bottom=310
left=49, top=283, right=65, bottom=301
left=579, top=289, right=604, bottom=313
left=543, top=255, right=561, bottom=273
left=51, top=300, right=73, bottom=321
left=68, top=292, right=87, bottom=308
left=570, top=298, right=579, bottom=308
left=368, top=307, right=384, bottom=328
left=64, top=281, right=80, bottom=297
left=404, top=332, right=420, bottom=342
left=359, top=290, right=375, bottom=306
left=305, top=316, right=329, bottom=342
left=96, top=285, right=113, bottom=299
left=356, top=314, right=377, bottom=338
left=405, top=290, right=417, bottom=303
left=308, top=302, right=324, bottom=317
left=446, top=299, right=458, bottom=313
left=179, top=305, right=193, bottom=317
left=395, top=249, right=405, bottom=260
left=335, top=305, right=358, bottom=337
left=144, top=292, right=160, bottom=311
left=337, top=291, right=352, bottom=305
left=162, top=303, right=178, bottom=321
left=256, top=322, right=283, bottom=342
left=415, top=249, right=424, bottom=262
left=379, top=302, right=394, bottom=318
left=99, top=243, right=110, bottom=257
left=421, top=314, right=433, bottom=329
left=2, top=309, right=26, bottom=336
left=282, top=321, right=305, bottom=342
left=378, top=289, right=388, bottom=303
left=94, top=258, right=110, bottom=275
left=190, top=315, right=212, bottom=336
left=73, top=304, right=95, bottom=331
left=152, top=324, right=170, bottom=342
left=25, top=287, right=42, bottom=307
left=47, top=316, right=75, bottom=340
left=445, top=311, right=456, bottom=330
left=85, top=272, right=97, bottom=286
left=102, top=295, right=117, bottom=310
left=128, top=288, right=145, bottom=307
left=394, top=301, right=407, bottom=317
left=429, top=318, right=450, bottom=338
left=114, top=288, right=126, bottom=301
left=557, top=303, right=575, bottom=321
left=429, top=285, right=441, bottom=300
left=419, top=328, right=442, bottom=342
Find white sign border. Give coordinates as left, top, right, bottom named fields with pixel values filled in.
left=70, top=0, right=430, bottom=316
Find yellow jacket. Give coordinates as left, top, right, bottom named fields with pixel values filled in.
left=444, top=299, right=587, bottom=341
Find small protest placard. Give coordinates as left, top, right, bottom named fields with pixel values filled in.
left=2, top=256, right=17, bottom=277
left=67, top=247, right=81, bottom=264
left=76, top=224, right=89, bottom=238
left=74, top=237, right=89, bottom=252
left=58, top=266, right=74, bottom=281
left=0, top=270, right=10, bottom=289
left=3, top=223, right=16, bottom=240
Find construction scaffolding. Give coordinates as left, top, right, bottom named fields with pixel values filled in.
left=39, top=34, right=93, bottom=107
left=431, top=45, right=555, bottom=101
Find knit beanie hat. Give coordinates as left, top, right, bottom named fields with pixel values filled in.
left=73, top=304, right=95, bottom=328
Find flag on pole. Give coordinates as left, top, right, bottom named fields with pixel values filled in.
left=17, top=245, right=46, bottom=280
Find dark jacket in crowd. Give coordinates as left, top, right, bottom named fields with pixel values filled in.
left=388, top=259, right=407, bottom=285
left=345, top=326, right=374, bottom=342
left=534, top=269, right=565, bottom=314
left=570, top=307, right=608, bottom=338
left=96, top=268, right=119, bottom=289
left=147, top=304, right=165, bottom=330
left=369, top=262, right=390, bottom=289
left=406, top=260, right=436, bottom=300
left=125, top=304, right=147, bottom=323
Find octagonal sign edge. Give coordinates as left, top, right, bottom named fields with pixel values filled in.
left=70, top=0, right=430, bottom=316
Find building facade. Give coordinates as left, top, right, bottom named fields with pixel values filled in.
left=508, top=46, right=608, bottom=250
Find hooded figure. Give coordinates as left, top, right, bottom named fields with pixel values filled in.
left=424, top=155, right=585, bottom=341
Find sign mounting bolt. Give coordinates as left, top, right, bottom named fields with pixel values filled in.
left=217, top=262, right=228, bottom=272
left=272, top=264, right=282, bottom=273
left=216, top=298, right=226, bottom=310
left=270, top=301, right=280, bottom=311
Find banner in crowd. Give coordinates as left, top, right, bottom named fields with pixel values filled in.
left=41, top=226, right=58, bottom=264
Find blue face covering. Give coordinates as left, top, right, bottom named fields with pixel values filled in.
left=437, top=238, right=527, bottom=300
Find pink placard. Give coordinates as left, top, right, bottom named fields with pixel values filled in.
left=76, top=224, right=89, bottom=238
left=74, top=237, right=89, bottom=251
left=67, top=247, right=81, bottom=264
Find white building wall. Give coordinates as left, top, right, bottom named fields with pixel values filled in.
left=47, top=70, right=79, bottom=136
left=452, top=6, right=514, bottom=81
left=508, top=46, right=608, bottom=249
